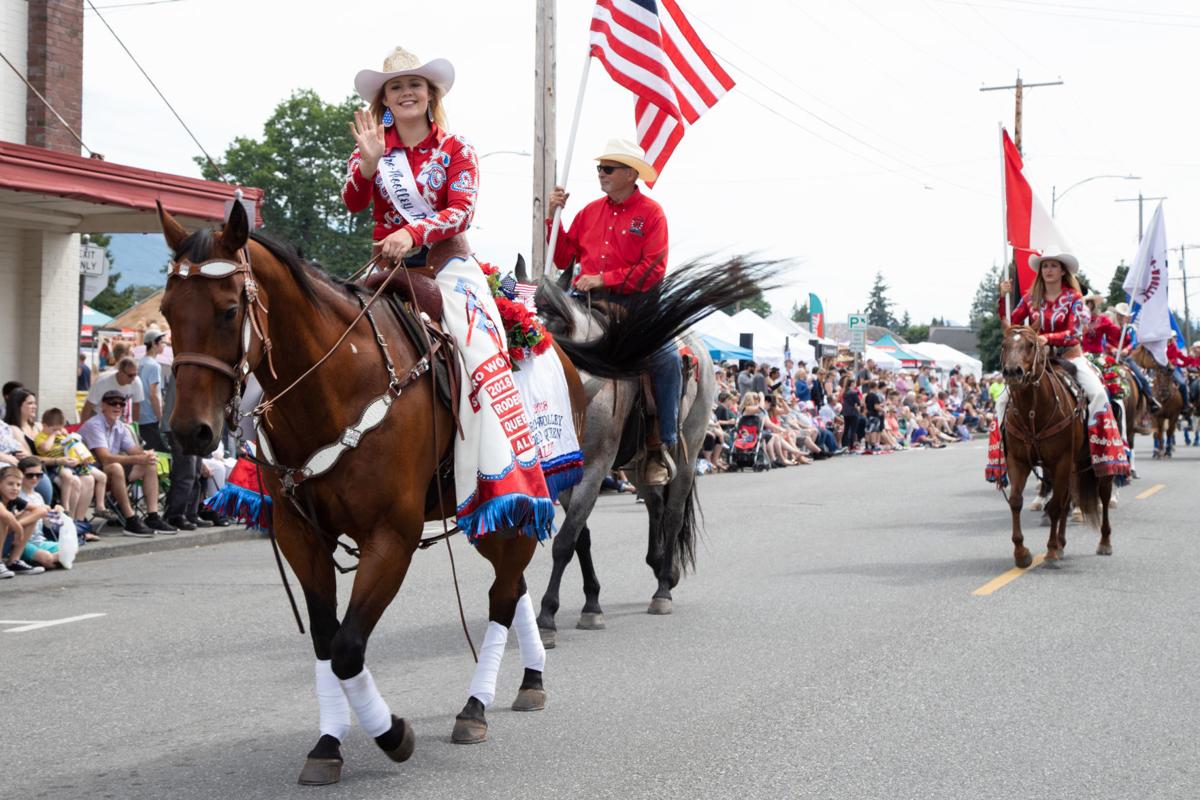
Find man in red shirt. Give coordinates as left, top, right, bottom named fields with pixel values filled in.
left=547, top=139, right=678, bottom=483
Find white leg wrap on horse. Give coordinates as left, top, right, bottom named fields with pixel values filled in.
left=314, top=659, right=351, bottom=741
left=513, top=593, right=545, bottom=672
left=468, top=621, right=509, bottom=708
left=339, top=666, right=393, bottom=737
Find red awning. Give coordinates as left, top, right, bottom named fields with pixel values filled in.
left=0, top=140, right=262, bottom=233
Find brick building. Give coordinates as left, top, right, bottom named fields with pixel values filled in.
left=0, top=0, right=260, bottom=418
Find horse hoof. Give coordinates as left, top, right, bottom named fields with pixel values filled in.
left=1096, top=544, right=1113, bottom=556
left=379, top=716, right=415, bottom=763
left=576, top=612, right=606, bottom=630
left=647, top=597, right=673, bottom=615
left=1014, top=552, right=1033, bottom=569
left=1070, top=509, right=1083, bottom=523
left=539, top=627, right=556, bottom=649
left=451, top=717, right=488, bottom=745
left=511, top=688, right=546, bottom=712
left=1029, top=497, right=1045, bottom=512
left=1043, top=553, right=1062, bottom=569
left=298, top=758, right=343, bottom=786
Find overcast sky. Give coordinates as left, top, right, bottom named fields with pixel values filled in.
left=81, top=0, right=1200, bottom=326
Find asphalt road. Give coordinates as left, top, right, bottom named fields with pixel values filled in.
left=2, top=437, right=1197, bottom=799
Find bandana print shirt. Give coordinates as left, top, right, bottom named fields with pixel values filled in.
left=341, top=123, right=479, bottom=247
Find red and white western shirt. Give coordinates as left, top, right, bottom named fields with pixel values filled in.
left=341, top=123, right=478, bottom=247
left=999, top=288, right=1085, bottom=348
left=546, top=187, right=668, bottom=294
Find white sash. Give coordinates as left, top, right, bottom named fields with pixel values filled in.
left=377, top=150, right=437, bottom=225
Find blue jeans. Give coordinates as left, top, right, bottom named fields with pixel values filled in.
left=1122, top=357, right=1153, bottom=398
left=650, top=341, right=681, bottom=448
left=1174, top=367, right=1189, bottom=404
left=815, top=427, right=838, bottom=452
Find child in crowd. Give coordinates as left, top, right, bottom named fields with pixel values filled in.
left=14, top=457, right=77, bottom=570
left=36, top=408, right=106, bottom=536
left=1, top=465, right=46, bottom=575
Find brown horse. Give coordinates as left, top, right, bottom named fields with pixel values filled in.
left=157, top=201, right=769, bottom=785
left=1131, top=346, right=1183, bottom=458
left=999, top=326, right=1113, bottom=568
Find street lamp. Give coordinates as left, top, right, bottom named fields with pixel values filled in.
left=1051, top=174, right=1139, bottom=217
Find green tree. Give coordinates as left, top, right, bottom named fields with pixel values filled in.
left=721, top=289, right=771, bottom=317
left=790, top=300, right=811, bottom=324
left=970, top=263, right=1003, bottom=327
left=1107, top=261, right=1129, bottom=306
left=864, top=271, right=895, bottom=328
left=197, top=89, right=374, bottom=276
left=977, top=315, right=1002, bottom=372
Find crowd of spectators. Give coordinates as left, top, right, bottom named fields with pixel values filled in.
left=3, top=330, right=233, bottom=580
left=699, top=357, right=999, bottom=473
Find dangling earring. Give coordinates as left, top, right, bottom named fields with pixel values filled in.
left=381, top=108, right=394, bottom=126
left=427, top=106, right=434, bottom=124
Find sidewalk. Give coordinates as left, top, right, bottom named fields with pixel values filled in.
left=71, top=519, right=261, bottom=563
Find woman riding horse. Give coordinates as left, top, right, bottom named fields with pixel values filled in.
left=987, top=250, right=1129, bottom=485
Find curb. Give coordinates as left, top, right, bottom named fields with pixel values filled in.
left=72, top=524, right=262, bottom=563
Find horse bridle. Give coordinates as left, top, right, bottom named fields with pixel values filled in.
left=166, top=247, right=276, bottom=427
left=1002, top=326, right=1049, bottom=389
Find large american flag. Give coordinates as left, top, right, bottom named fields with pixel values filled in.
left=589, top=0, right=735, bottom=185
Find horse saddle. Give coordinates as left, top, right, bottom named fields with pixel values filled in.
left=362, top=234, right=473, bottom=320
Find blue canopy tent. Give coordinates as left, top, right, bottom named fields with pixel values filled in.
left=870, top=333, right=933, bottom=367
left=702, top=334, right=752, bottom=362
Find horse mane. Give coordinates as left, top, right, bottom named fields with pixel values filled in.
left=534, top=274, right=605, bottom=339
left=172, top=227, right=354, bottom=307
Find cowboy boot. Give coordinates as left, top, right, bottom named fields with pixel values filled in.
left=1148, top=396, right=1163, bottom=414
left=642, top=444, right=677, bottom=487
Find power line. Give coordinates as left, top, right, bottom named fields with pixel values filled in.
left=967, top=0, right=1200, bottom=22
left=87, top=0, right=186, bottom=10
left=932, top=0, right=1200, bottom=28
left=85, top=0, right=227, bottom=181
left=0, top=48, right=99, bottom=157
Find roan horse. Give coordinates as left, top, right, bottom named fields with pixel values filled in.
left=1131, top=346, right=1184, bottom=458
left=999, top=325, right=1113, bottom=568
left=518, top=264, right=718, bottom=644
left=158, top=202, right=767, bottom=785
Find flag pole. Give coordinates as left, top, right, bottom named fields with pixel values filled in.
left=545, top=54, right=592, bottom=274
left=998, top=122, right=1011, bottom=325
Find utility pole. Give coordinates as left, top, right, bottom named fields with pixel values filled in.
left=532, top=0, right=556, bottom=280
left=1169, top=244, right=1198, bottom=348
left=979, top=72, right=1064, bottom=154
left=1115, top=192, right=1168, bottom=242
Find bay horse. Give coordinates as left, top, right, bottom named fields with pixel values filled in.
left=518, top=264, right=718, bottom=645
left=157, top=201, right=768, bottom=785
left=1131, top=346, right=1183, bottom=458
left=999, top=325, right=1113, bottom=568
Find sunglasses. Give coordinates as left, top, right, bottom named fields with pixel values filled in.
left=105, top=400, right=127, bottom=407
left=24, top=472, right=43, bottom=479
left=596, top=164, right=626, bottom=175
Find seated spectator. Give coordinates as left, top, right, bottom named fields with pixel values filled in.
left=36, top=408, right=106, bottom=538
left=79, top=391, right=176, bottom=537
left=1, top=465, right=45, bottom=576
left=13, top=457, right=77, bottom=570
left=81, top=357, right=144, bottom=423
left=5, top=388, right=56, bottom=504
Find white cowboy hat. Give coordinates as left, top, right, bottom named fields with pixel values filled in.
left=355, top=47, right=455, bottom=104
left=1111, top=302, right=1132, bottom=317
left=1028, top=249, right=1079, bottom=275
left=595, top=138, right=657, bottom=183
left=1082, top=293, right=1105, bottom=308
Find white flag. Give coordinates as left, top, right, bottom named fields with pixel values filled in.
left=1122, top=201, right=1171, bottom=365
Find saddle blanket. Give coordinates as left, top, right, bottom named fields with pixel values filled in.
left=511, top=346, right=583, bottom=500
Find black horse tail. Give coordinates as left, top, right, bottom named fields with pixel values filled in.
left=1074, top=460, right=1104, bottom=530
left=552, top=257, right=784, bottom=379
left=674, top=478, right=702, bottom=575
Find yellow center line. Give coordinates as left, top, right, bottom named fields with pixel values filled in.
left=972, top=553, right=1047, bottom=596
left=1136, top=483, right=1165, bottom=501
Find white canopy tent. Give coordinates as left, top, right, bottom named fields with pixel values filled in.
left=905, top=341, right=982, bottom=378
left=729, top=309, right=817, bottom=367
left=691, top=309, right=740, bottom=344
left=864, top=346, right=902, bottom=371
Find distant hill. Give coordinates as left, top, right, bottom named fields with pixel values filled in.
left=106, top=233, right=172, bottom=289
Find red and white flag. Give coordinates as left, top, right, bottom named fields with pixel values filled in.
left=1002, top=128, right=1072, bottom=294
left=589, top=0, right=735, bottom=185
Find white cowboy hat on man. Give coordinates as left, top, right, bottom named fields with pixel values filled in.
left=595, top=138, right=657, bottom=183
left=355, top=47, right=454, bottom=104
left=1028, top=249, right=1079, bottom=275
left=1111, top=302, right=1132, bottom=318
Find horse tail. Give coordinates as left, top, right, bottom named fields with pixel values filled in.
left=552, top=257, right=784, bottom=379
left=674, top=478, right=702, bottom=575
left=1075, top=462, right=1104, bottom=529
